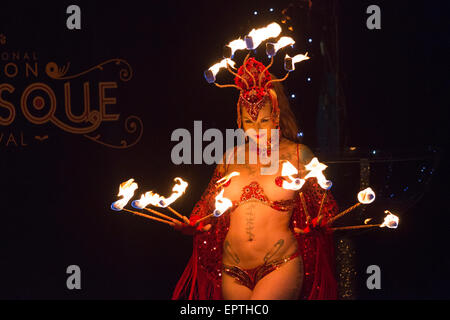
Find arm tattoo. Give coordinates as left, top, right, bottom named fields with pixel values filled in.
left=263, top=239, right=284, bottom=263
left=224, top=240, right=240, bottom=264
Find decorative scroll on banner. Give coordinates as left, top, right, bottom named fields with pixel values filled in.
left=0, top=34, right=143, bottom=149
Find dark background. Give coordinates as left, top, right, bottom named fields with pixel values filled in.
left=0, top=0, right=448, bottom=299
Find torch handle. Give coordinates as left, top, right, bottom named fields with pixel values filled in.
left=299, top=192, right=311, bottom=223
left=122, top=208, right=175, bottom=226
left=194, top=213, right=214, bottom=225
left=143, top=207, right=182, bottom=225
left=330, top=224, right=381, bottom=231
left=327, top=202, right=361, bottom=225
left=316, top=190, right=328, bottom=224
left=167, top=206, right=190, bottom=224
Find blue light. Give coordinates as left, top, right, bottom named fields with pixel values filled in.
left=297, top=131, right=304, bottom=137
left=418, top=179, right=422, bottom=182
left=269, top=8, right=274, bottom=12
left=306, top=77, right=311, bottom=82
left=403, top=186, right=408, bottom=192
left=291, top=93, right=296, bottom=98
left=308, top=38, right=312, bottom=43
left=254, top=11, right=258, bottom=15
left=372, top=150, right=376, bottom=155
left=390, top=193, right=395, bottom=198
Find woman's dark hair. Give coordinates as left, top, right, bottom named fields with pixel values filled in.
left=269, top=73, right=300, bottom=142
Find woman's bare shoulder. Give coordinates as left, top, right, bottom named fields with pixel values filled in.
left=298, top=143, right=315, bottom=164
left=219, top=144, right=241, bottom=174
left=283, top=141, right=315, bottom=165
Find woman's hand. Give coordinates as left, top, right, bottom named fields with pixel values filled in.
left=173, top=221, right=212, bottom=235
left=294, top=216, right=329, bottom=235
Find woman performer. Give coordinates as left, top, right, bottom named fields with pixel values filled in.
left=172, top=55, right=339, bottom=300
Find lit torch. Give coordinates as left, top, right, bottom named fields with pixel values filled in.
left=327, top=187, right=376, bottom=226
left=264, top=52, right=310, bottom=90
left=278, top=161, right=310, bottom=223
left=330, top=210, right=399, bottom=231
left=133, top=178, right=190, bottom=224
left=380, top=210, right=399, bottom=228
left=111, top=178, right=138, bottom=211
left=244, top=22, right=282, bottom=50
left=223, top=38, right=247, bottom=59
left=284, top=53, right=310, bottom=72
left=131, top=191, right=184, bottom=226
left=266, top=36, right=295, bottom=57
left=303, top=157, right=333, bottom=224
left=279, top=161, right=305, bottom=190
left=111, top=179, right=175, bottom=226
left=204, top=58, right=237, bottom=84
left=216, top=171, right=240, bottom=188
left=195, top=188, right=233, bottom=225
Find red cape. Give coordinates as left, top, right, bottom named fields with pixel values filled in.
left=172, top=168, right=339, bottom=300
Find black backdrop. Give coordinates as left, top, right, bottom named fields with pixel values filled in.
left=0, top=0, right=448, bottom=299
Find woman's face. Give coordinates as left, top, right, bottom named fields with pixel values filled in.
left=241, top=99, right=277, bottom=143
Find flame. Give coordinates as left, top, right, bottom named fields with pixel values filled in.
left=111, top=178, right=138, bottom=211
left=380, top=210, right=399, bottom=228
left=213, top=188, right=233, bottom=217
left=208, top=58, right=236, bottom=77
left=303, top=157, right=332, bottom=190
left=131, top=191, right=160, bottom=209
left=227, top=38, right=247, bottom=56
left=133, top=177, right=188, bottom=209
left=357, top=187, right=376, bottom=204
left=247, top=22, right=282, bottom=49
left=364, top=218, right=373, bottom=224
left=285, top=53, right=310, bottom=70
left=271, top=36, right=295, bottom=54
left=280, top=161, right=305, bottom=190
left=281, top=161, right=298, bottom=176
left=216, top=171, right=240, bottom=188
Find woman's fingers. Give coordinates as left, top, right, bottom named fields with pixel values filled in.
left=294, top=227, right=305, bottom=234
left=201, top=224, right=212, bottom=232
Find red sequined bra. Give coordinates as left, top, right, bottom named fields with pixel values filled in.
left=226, top=181, right=297, bottom=212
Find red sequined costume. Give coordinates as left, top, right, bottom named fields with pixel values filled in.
left=172, top=166, right=339, bottom=299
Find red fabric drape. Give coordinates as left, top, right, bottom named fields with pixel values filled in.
left=172, top=168, right=339, bottom=300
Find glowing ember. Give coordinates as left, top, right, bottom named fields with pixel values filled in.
left=111, top=178, right=138, bottom=211
left=364, top=218, right=373, bottom=224
left=213, top=189, right=233, bottom=217
left=280, top=161, right=304, bottom=190
left=357, top=187, right=376, bottom=204
left=380, top=210, right=399, bottom=229
left=245, top=22, right=282, bottom=50
left=216, top=171, right=240, bottom=188
left=303, top=157, right=332, bottom=190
